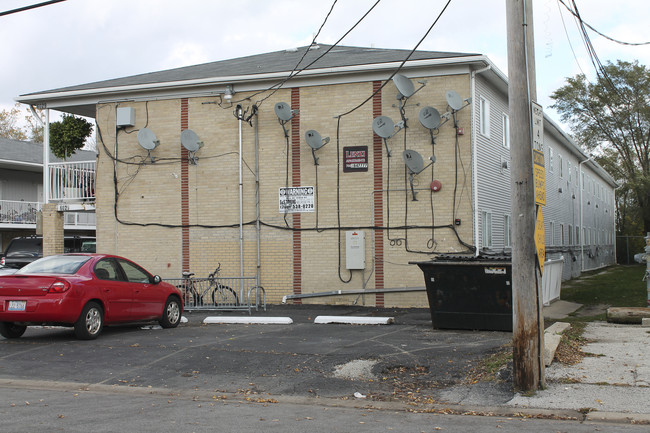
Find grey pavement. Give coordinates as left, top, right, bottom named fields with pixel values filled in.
left=1, top=302, right=649, bottom=428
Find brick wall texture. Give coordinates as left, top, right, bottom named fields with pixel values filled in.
left=94, top=73, right=473, bottom=307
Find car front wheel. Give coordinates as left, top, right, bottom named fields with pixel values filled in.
left=74, top=302, right=104, bottom=340
left=0, top=322, right=27, bottom=339
left=159, top=297, right=181, bottom=328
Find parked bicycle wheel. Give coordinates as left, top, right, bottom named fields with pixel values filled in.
left=212, top=284, right=239, bottom=307
left=178, top=283, right=203, bottom=307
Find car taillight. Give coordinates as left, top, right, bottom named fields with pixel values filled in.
left=48, top=280, right=71, bottom=293
left=0, top=256, right=4, bottom=265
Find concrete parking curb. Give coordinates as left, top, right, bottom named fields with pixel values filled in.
left=203, top=317, right=293, bottom=324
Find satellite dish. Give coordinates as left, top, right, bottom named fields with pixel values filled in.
left=418, top=106, right=442, bottom=130
left=393, top=74, right=415, bottom=98
left=446, top=90, right=464, bottom=111
left=180, top=129, right=203, bottom=152
left=372, top=116, right=397, bottom=138
left=274, top=102, right=295, bottom=121
left=402, top=150, right=425, bottom=174
left=137, top=128, right=159, bottom=150
left=305, top=130, right=329, bottom=150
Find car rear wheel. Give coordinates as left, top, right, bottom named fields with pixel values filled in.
left=0, top=322, right=27, bottom=339
left=74, top=302, right=103, bottom=340
left=159, top=297, right=181, bottom=328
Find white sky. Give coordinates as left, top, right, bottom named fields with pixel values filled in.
left=1, top=0, right=650, bottom=129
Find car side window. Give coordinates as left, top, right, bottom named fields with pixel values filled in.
left=94, top=259, right=121, bottom=280
left=117, top=259, right=151, bottom=284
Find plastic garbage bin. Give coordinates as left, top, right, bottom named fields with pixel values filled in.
left=412, top=255, right=512, bottom=331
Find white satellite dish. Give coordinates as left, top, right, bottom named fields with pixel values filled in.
left=418, top=106, right=442, bottom=130
left=305, top=130, right=329, bottom=150
left=446, top=90, right=464, bottom=111
left=180, top=129, right=204, bottom=152
left=393, top=74, right=415, bottom=98
left=402, top=150, right=425, bottom=174
left=137, top=128, right=159, bottom=150
left=274, top=102, right=295, bottom=121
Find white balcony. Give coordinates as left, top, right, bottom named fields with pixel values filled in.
left=49, top=161, right=96, bottom=203
left=0, top=199, right=96, bottom=230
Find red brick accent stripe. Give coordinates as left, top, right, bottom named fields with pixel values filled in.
left=181, top=98, right=190, bottom=273
left=372, top=81, right=384, bottom=307
left=290, top=88, right=302, bottom=301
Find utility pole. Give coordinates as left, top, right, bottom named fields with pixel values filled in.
left=506, top=0, right=545, bottom=391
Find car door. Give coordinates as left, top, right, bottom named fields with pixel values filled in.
left=116, top=259, right=162, bottom=320
left=93, top=258, right=134, bottom=321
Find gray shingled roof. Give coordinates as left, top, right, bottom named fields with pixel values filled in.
left=21, top=45, right=479, bottom=97
left=0, top=137, right=96, bottom=166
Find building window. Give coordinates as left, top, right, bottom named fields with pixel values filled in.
left=568, top=161, right=572, bottom=183
left=548, top=147, right=554, bottom=173
left=560, top=223, right=565, bottom=245
left=502, top=114, right=509, bottom=148
left=576, top=225, right=580, bottom=245
left=479, top=97, right=490, bottom=137
left=575, top=166, right=579, bottom=186
left=504, top=214, right=511, bottom=247
left=549, top=221, right=555, bottom=246
left=559, top=154, right=564, bottom=178
left=482, top=211, right=492, bottom=248
left=568, top=225, right=573, bottom=246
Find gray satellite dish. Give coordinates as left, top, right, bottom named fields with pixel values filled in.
left=305, top=130, right=329, bottom=150
left=393, top=74, right=415, bottom=98
left=418, top=106, right=442, bottom=130
left=446, top=90, right=464, bottom=111
left=137, top=128, right=159, bottom=150
left=180, top=129, right=203, bottom=152
left=372, top=116, right=397, bottom=138
left=274, top=102, right=295, bottom=121
left=402, top=150, right=425, bottom=174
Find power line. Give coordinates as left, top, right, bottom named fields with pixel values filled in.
left=0, top=0, right=66, bottom=17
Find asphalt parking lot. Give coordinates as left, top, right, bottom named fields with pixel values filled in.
left=0, top=305, right=511, bottom=403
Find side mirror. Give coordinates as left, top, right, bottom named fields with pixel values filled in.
left=151, top=275, right=162, bottom=284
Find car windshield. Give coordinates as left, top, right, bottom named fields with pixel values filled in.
left=15, top=255, right=91, bottom=275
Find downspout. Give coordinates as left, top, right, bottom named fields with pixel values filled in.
left=470, top=64, right=492, bottom=256
left=579, top=155, right=593, bottom=272
left=254, top=108, right=261, bottom=287
left=238, top=107, right=244, bottom=279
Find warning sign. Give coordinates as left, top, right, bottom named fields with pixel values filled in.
left=533, top=149, right=546, bottom=206
left=279, top=187, right=315, bottom=213
left=535, top=208, right=545, bottom=274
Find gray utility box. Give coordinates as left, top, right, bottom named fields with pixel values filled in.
left=413, top=256, right=512, bottom=331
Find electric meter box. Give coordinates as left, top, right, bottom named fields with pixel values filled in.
left=345, top=231, right=365, bottom=270
left=116, top=107, right=135, bottom=127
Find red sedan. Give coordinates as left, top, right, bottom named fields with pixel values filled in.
left=0, top=254, right=183, bottom=340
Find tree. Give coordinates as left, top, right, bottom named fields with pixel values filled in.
left=49, top=114, right=93, bottom=160
left=0, top=103, right=28, bottom=140
left=0, top=103, right=44, bottom=142
left=551, top=60, right=650, bottom=233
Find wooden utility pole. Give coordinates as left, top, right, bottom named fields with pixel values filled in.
left=506, top=0, right=545, bottom=391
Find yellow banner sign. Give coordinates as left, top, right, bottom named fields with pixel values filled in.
left=535, top=207, right=545, bottom=274
left=533, top=149, right=546, bottom=206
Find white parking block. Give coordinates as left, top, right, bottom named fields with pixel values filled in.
left=203, top=317, right=293, bottom=325
left=313, top=316, right=394, bottom=325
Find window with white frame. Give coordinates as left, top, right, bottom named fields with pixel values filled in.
left=479, top=97, right=490, bottom=137
left=549, top=221, right=555, bottom=246
left=576, top=225, right=580, bottom=245
left=560, top=223, right=565, bottom=245
left=504, top=214, right=511, bottom=247
left=481, top=211, right=492, bottom=248
left=568, top=225, right=573, bottom=246
left=502, top=114, right=509, bottom=148
left=559, top=154, right=564, bottom=178
left=548, top=147, right=554, bottom=173
left=568, top=161, right=572, bottom=183
left=575, top=166, right=579, bottom=186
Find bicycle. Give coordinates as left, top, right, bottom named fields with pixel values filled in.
left=179, top=264, right=239, bottom=308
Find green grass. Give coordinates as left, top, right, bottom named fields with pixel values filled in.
left=560, top=264, right=647, bottom=307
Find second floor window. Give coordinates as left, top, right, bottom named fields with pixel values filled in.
left=480, top=97, right=490, bottom=137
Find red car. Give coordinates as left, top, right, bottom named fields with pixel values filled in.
left=0, top=254, right=183, bottom=340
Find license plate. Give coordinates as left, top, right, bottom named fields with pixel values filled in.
left=8, top=301, right=26, bottom=311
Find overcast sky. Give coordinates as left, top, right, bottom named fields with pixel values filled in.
left=2, top=0, right=650, bottom=129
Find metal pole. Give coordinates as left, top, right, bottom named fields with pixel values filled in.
left=645, top=232, right=650, bottom=306
left=506, top=0, right=543, bottom=391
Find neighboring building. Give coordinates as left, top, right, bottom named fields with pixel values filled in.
left=0, top=137, right=96, bottom=251
left=16, top=45, right=616, bottom=307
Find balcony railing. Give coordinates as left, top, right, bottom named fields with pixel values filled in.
left=0, top=200, right=41, bottom=225
left=49, top=161, right=96, bottom=202
left=0, top=199, right=96, bottom=228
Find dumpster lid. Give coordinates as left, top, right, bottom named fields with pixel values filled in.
left=410, top=253, right=511, bottom=265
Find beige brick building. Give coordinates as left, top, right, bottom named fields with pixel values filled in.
left=17, top=45, right=617, bottom=307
